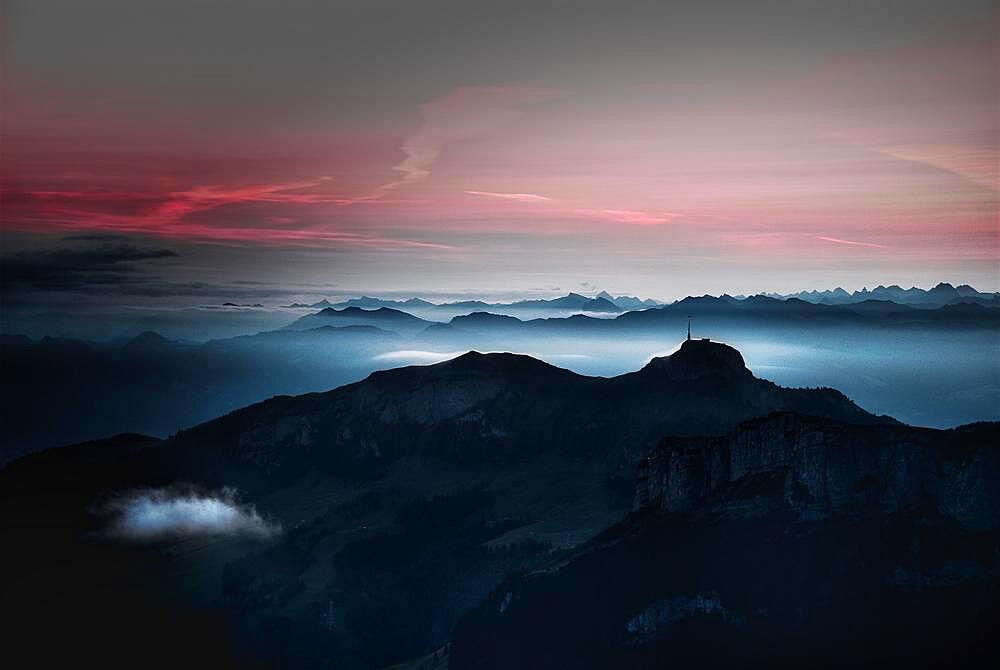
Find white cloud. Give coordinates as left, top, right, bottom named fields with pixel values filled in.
left=107, top=487, right=280, bottom=541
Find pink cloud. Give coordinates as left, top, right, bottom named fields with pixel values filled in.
left=3, top=10, right=994, bottom=282
left=368, top=85, right=561, bottom=198
left=816, top=236, right=890, bottom=249
left=464, top=190, right=551, bottom=202
left=145, top=178, right=347, bottom=221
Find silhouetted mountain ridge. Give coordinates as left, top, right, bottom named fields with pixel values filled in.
left=283, top=306, right=433, bottom=335
left=280, top=291, right=660, bottom=318
left=164, top=339, right=888, bottom=491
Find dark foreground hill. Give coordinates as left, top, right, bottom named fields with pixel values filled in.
left=450, top=413, right=1000, bottom=669
left=2, top=339, right=897, bottom=669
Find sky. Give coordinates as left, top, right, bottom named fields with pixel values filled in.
left=2, top=0, right=998, bottom=306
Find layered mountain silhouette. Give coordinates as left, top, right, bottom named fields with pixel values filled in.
left=614, top=294, right=1000, bottom=329
left=770, top=281, right=999, bottom=307
left=285, top=294, right=999, bottom=341
left=596, top=290, right=661, bottom=310
left=276, top=284, right=998, bottom=322
left=5, top=291, right=998, bottom=460
left=281, top=291, right=655, bottom=316
left=283, top=305, right=433, bottom=335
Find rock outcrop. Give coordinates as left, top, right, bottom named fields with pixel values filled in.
left=636, top=413, right=1000, bottom=530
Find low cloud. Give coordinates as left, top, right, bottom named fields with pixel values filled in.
left=1, top=240, right=178, bottom=291
left=372, top=350, right=466, bottom=365
left=106, top=487, right=280, bottom=541
left=0, top=238, right=337, bottom=302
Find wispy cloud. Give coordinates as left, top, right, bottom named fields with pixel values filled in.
left=464, top=190, right=551, bottom=202
left=148, top=177, right=346, bottom=220
left=369, top=85, right=558, bottom=197
left=577, top=209, right=683, bottom=225
left=817, top=236, right=890, bottom=249
left=2, top=179, right=460, bottom=250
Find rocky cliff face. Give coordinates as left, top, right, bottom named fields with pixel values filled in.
left=635, top=413, right=999, bottom=530
left=449, top=416, right=1000, bottom=670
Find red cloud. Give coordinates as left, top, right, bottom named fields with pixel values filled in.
left=0, top=178, right=458, bottom=250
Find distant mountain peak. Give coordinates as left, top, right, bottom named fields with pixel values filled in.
left=771, top=281, right=990, bottom=306
left=447, top=350, right=534, bottom=365
left=588, top=296, right=618, bottom=309
left=283, top=303, right=431, bottom=334
left=450, top=311, right=522, bottom=327
left=428, top=350, right=574, bottom=379
left=317, top=305, right=413, bottom=317
left=675, top=294, right=723, bottom=305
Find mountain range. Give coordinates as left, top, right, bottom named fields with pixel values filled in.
left=282, top=291, right=657, bottom=317
left=279, top=283, right=997, bottom=319
left=4, top=292, right=998, bottom=460
left=283, top=293, right=999, bottom=340
left=283, top=305, right=433, bottom=336
left=3, top=284, right=992, bottom=345
left=767, top=282, right=999, bottom=307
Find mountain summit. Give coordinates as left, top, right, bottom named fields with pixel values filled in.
left=641, top=338, right=750, bottom=382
